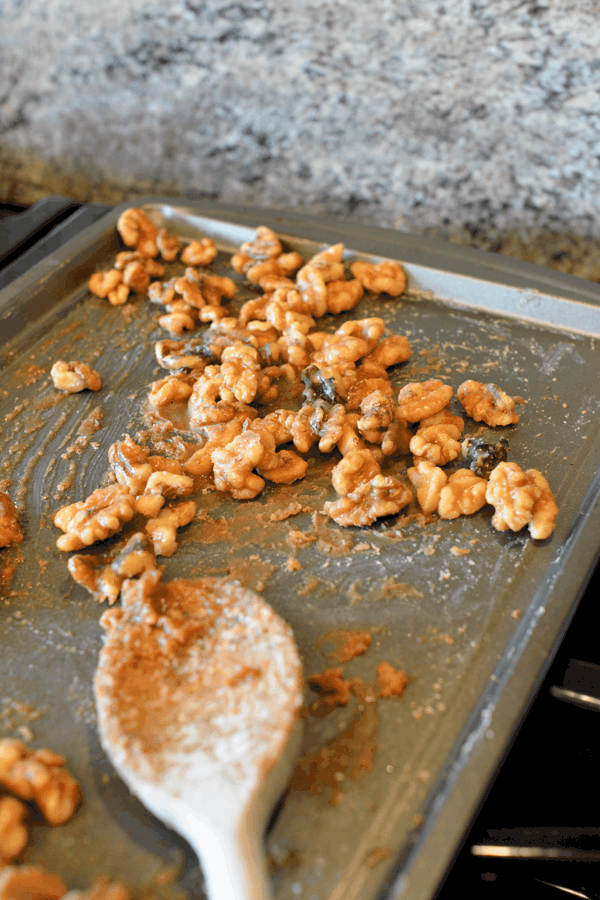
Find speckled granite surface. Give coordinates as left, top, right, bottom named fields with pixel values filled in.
left=1, top=0, right=600, bottom=275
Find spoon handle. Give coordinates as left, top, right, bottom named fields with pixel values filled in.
left=183, top=810, right=273, bottom=900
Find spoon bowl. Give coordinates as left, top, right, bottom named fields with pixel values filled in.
left=94, top=570, right=303, bottom=900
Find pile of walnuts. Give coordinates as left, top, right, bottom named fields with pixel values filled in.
left=60, top=211, right=559, bottom=588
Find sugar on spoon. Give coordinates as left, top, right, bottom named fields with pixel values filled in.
left=94, top=570, right=303, bottom=900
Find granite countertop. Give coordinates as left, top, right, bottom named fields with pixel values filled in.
left=1, top=0, right=600, bottom=278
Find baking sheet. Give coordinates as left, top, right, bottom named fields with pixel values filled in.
left=1, top=200, right=600, bottom=900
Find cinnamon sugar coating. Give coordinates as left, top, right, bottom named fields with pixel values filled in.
left=0, top=493, right=23, bottom=548
left=377, top=662, right=408, bottom=698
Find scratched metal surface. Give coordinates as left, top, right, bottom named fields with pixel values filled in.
left=1, top=201, right=600, bottom=900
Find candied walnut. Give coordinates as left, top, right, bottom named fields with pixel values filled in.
left=240, top=225, right=283, bottom=261
left=171, top=274, right=205, bottom=309
left=219, top=343, right=262, bottom=404
left=457, top=380, right=519, bottom=426
left=188, top=366, right=256, bottom=428
left=148, top=277, right=178, bottom=306
left=108, top=436, right=152, bottom=494
left=199, top=302, right=233, bottom=322
left=107, top=283, right=130, bottom=307
left=0, top=740, right=81, bottom=826
left=290, top=404, right=346, bottom=454
left=277, top=324, right=312, bottom=369
left=211, top=431, right=273, bottom=500
left=88, top=269, right=122, bottom=299
left=116, top=207, right=158, bottom=258
left=181, top=238, right=218, bottom=267
left=257, top=274, right=296, bottom=293
left=407, top=460, right=448, bottom=514
left=396, top=379, right=453, bottom=423
left=485, top=462, right=543, bottom=534
left=113, top=250, right=163, bottom=277
left=311, top=331, right=369, bottom=367
left=324, top=474, right=412, bottom=527
left=357, top=390, right=395, bottom=443
left=461, top=436, right=509, bottom=477
left=527, top=469, right=558, bottom=540
left=409, top=423, right=462, bottom=466
left=147, top=374, right=194, bottom=407
left=230, top=252, right=254, bottom=275
left=345, top=366, right=392, bottom=412
left=312, top=319, right=385, bottom=369
left=67, top=534, right=156, bottom=605
left=184, top=421, right=245, bottom=476
left=266, top=298, right=315, bottom=335
left=158, top=307, right=197, bottom=336
left=336, top=317, right=385, bottom=353
left=0, top=493, right=23, bottom=548
left=67, top=555, right=122, bottom=605
left=53, top=485, right=136, bottom=551
left=0, top=795, right=28, bottom=864
left=238, top=295, right=270, bottom=327
left=112, top=533, right=156, bottom=579
left=377, top=662, right=408, bottom=698
left=350, top=259, right=407, bottom=297
left=249, top=409, right=295, bottom=447
left=419, top=409, right=464, bottom=432
left=246, top=259, right=287, bottom=284
left=140, top=469, right=193, bottom=503
left=438, top=469, right=488, bottom=519
left=156, top=228, right=181, bottom=262
left=122, top=260, right=150, bottom=295
left=244, top=319, right=280, bottom=349
left=135, top=465, right=193, bottom=517
left=295, top=265, right=328, bottom=317
left=325, top=279, right=364, bottom=314
left=308, top=243, right=345, bottom=283
left=197, top=273, right=237, bottom=306
left=259, top=449, right=308, bottom=484
left=145, top=500, right=196, bottom=557
left=276, top=251, right=304, bottom=276
left=365, top=335, right=411, bottom=368
left=0, top=866, right=67, bottom=900
left=51, top=361, right=101, bottom=393
left=331, top=450, right=380, bottom=495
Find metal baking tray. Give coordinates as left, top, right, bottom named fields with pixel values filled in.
left=1, top=199, right=600, bottom=900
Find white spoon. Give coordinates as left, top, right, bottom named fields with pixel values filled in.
left=94, top=570, right=303, bottom=900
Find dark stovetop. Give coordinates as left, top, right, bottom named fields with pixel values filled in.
left=1, top=198, right=600, bottom=900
